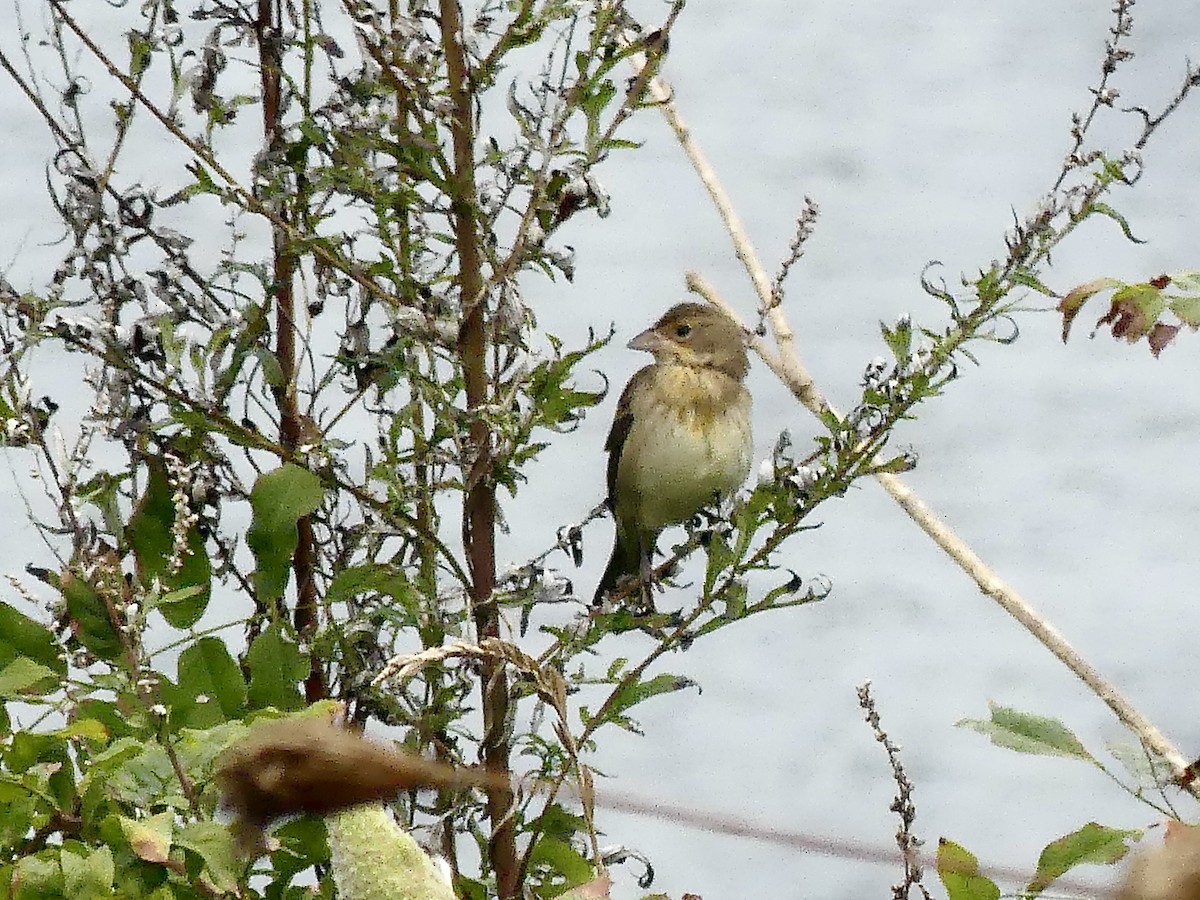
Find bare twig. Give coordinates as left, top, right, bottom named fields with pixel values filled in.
left=633, top=52, right=825, bottom=413
left=858, top=682, right=933, bottom=900
left=769, top=199, right=821, bottom=317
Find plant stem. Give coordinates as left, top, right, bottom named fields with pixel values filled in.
left=438, top=0, right=518, bottom=894
left=256, top=0, right=324, bottom=701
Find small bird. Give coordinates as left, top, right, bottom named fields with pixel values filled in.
left=594, top=302, right=753, bottom=607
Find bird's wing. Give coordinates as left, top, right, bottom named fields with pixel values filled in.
left=605, top=365, right=655, bottom=508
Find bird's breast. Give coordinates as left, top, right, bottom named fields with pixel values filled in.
left=617, top=366, right=752, bottom=530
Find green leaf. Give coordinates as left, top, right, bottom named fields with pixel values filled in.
left=93, top=742, right=182, bottom=810
left=12, top=854, right=63, bottom=898
left=1168, top=271, right=1200, bottom=292
left=269, top=817, right=329, bottom=881
left=870, top=453, right=918, bottom=475
left=8, top=732, right=74, bottom=809
left=174, top=637, right=248, bottom=727
left=246, top=623, right=308, bottom=712
left=251, top=347, right=285, bottom=388
left=1168, top=293, right=1200, bottom=328
left=703, top=530, right=736, bottom=594
left=532, top=802, right=589, bottom=842
left=0, top=792, right=38, bottom=852
left=599, top=137, right=642, bottom=151
left=723, top=580, right=748, bottom=619
left=76, top=471, right=129, bottom=539
left=246, top=464, right=323, bottom=604
left=174, top=821, right=240, bottom=893
left=732, top=486, right=772, bottom=560
left=957, top=703, right=1092, bottom=760
left=54, top=719, right=108, bottom=742
left=881, top=316, right=913, bottom=364
left=153, top=722, right=252, bottom=805
left=71, top=700, right=135, bottom=742
left=0, top=601, right=65, bottom=677
left=60, top=571, right=123, bottom=662
left=120, top=812, right=174, bottom=864
left=526, top=339, right=607, bottom=432
left=1057, top=277, right=1120, bottom=343
left=937, top=839, right=1000, bottom=900
left=1106, top=741, right=1172, bottom=789
left=589, top=673, right=698, bottom=731
left=0, top=657, right=59, bottom=698
left=60, top=844, right=115, bottom=900
left=1008, top=268, right=1053, bottom=295
left=326, top=562, right=414, bottom=612
left=185, top=163, right=219, bottom=197
left=719, top=580, right=749, bottom=620
left=127, top=458, right=212, bottom=628
left=1025, top=823, right=1139, bottom=897
left=81, top=736, right=144, bottom=780
left=1085, top=200, right=1146, bottom=244
left=213, top=303, right=269, bottom=398
left=127, top=33, right=152, bottom=78
left=527, top=835, right=594, bottom=886
left=581, top=78, right=617, bottom=131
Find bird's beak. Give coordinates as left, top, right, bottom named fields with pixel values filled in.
left=627, top=328, right=665, bottom=353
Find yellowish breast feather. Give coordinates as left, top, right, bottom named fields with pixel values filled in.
left=617, top=365, right=752, bottom=530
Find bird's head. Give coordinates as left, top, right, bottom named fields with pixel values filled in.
left=628, top=302, right=749, bottom=380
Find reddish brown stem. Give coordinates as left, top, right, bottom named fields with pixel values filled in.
left=438, top=0, right=518, bottom=895
left=256, top=0, right=324, bottom=701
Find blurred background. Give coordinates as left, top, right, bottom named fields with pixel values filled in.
left=2, top=0, right=1199, bottom=896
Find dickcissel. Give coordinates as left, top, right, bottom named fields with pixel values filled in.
left=594, top=302, right=753, bottom=606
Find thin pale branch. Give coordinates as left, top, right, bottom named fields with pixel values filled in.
left=634, top=50, right=826, bottom=413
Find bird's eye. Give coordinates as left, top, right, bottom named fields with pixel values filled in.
left=674, top=323, right=691, bottom=338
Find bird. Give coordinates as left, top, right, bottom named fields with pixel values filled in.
left=593, top=302, right=753, bottom=608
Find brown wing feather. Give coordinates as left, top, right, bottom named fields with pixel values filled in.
left=604, top=365, right=654, bottom=506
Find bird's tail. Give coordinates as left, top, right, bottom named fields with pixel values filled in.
left=592, top=525, right=648, bottom=606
